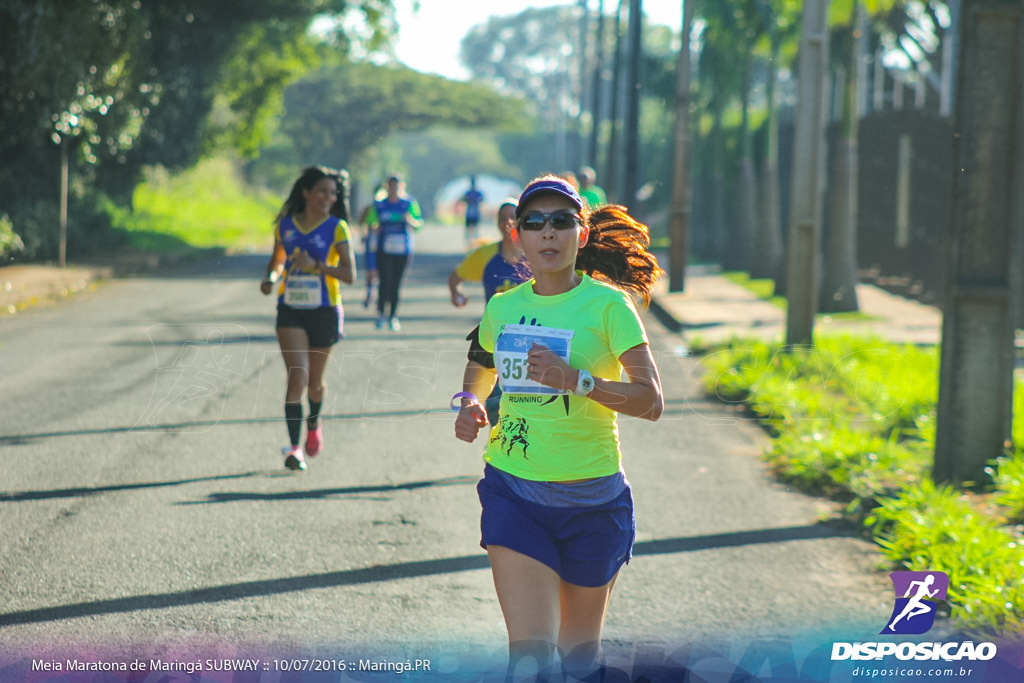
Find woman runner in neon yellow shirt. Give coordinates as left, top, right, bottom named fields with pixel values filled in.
left=453, top=175, right=664, bottom=681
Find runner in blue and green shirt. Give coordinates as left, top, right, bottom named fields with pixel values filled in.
left=363, top=174, right=423, bottom=332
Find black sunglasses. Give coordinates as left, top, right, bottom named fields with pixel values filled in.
left=516, top=210, right=581, bottom=231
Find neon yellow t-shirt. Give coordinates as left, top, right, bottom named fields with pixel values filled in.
left=477, top=273, right=648, bottom=481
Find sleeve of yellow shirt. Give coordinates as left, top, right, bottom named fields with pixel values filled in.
left=605, top=291, right=649, bottom=356
left=328, top=220, right=351, bottom=265
left=455, top=242, right=499, bottom=282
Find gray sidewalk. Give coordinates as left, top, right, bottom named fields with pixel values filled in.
left=0, top=263, right=111, bottom=315
left=649, top=265, right=943, bottom=346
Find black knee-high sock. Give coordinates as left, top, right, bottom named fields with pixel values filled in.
left=285, top=402, right=303, bottom=447
left=308, top=400, right=322, bottom=430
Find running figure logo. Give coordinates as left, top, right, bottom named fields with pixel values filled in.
left=881, top=571, right=949, bottom=635
left=490, top=416, right=530, bottom=459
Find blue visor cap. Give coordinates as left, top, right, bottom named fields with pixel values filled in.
left=516, top=178, right=584, bottom=219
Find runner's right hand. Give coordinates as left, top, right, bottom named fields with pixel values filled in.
left=454, top=402, right=489, bottom=443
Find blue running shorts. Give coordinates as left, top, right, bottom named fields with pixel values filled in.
left=477, top=464, right=635, bottom=587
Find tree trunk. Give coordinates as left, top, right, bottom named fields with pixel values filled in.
left=819, top=136, right=859, bottom=311
left=708, top=116, right=728, bottom=264
left=819, top=1, right=862, bottom=313
left=667, top=0, right=694, bottom=292
left=934, top=0, right=1019, bottom=486
left=751, top=30, right=784, bottom=285
left=784, top=0, right=831, bottom=347
left=604, top=0, right=627, bottom=202
left=733, top=58, right=758, bottom=272
left=752, top=154, right=784, bottom=283
left=735, top=156, right=758, bottom=272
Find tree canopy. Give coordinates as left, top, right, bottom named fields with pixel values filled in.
left=0, top=0, right=394, bottom=256
left=460, top=5, right=583, bottom=125
left=279, top=58, right=522, bottom=173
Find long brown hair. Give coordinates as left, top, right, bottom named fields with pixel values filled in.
left=274, top=166, right=350, bottom=225
left=576, top=204, right=663, bottom=306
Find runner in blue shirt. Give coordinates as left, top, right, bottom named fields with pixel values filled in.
left=460, top=175, right=485, bottom=249
left=363, top=174, right=423, bottom=331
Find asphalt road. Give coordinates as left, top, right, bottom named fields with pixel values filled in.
left=0, top=224, right=894, bottom=677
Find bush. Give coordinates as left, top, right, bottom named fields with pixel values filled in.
left=988, top=454, right=1024, bottom=523
left=0, top=213, right=25, bottom=261
left=7, top=202, right=60, bottom=260
left=699, top=335, right=1024, bottom=637
left=867, top=480, right=1024, bottom=638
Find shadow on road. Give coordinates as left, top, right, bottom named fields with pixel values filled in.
left=177, top=475, right=481, bottom=505
left=0, top=471, right=266, bottom=503
left=0, top=522, right=846, bottom=627
left=0, top=408, right=449, bottom=446
left=0, top=473, right=479, bottom=504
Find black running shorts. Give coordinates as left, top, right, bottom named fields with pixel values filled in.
left=276, top=303, right=343, bottom=347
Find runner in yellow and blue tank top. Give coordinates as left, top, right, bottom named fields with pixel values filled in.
left=260, top=166, right=356, bottom=472
left=448, top=199, right=529, bottom=425
left=452, top=175, right=664, bottom=681
left=274, top=213, right=350, bottom=310
left=449, top=199, right=528, bottom=305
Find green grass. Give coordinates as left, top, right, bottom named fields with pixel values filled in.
left=721, top=271, right=788, bottom=308
left=108, top=157, right=280, bottom=254
left=698, top=335, right=1024, bottom=638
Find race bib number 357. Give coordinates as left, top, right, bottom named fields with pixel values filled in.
left=493, top=324, right=574, bottom=395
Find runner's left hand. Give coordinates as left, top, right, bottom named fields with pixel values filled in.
left=526, top=343, right=574, bottom=392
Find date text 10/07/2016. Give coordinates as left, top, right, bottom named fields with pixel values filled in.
left=272, top=658, right=432, bottom=674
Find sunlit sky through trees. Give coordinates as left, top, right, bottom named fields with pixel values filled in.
left=324, top=0, right=684, bottom=81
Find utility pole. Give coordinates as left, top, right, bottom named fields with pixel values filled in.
left=588, top=0, right=606, bottom=169
left=622, top=0, right=643, bottom=210
left=668, top=0, right=694, bottom=292
left=934, top=0, right=1021, bottom=485
left=784, top=0, right=831, bottom=347
left=575, top=0, right=591, bottom=171
left=604, top=0, right=626, bottom=202
left=59, top=137, right=68, bottom=268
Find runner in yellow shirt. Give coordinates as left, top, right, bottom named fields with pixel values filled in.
left=452, top=175, right=664, bottom=681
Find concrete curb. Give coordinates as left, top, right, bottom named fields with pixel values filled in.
left=0, top=246, right=224, bottom=315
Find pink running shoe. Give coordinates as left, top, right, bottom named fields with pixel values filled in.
left=282, top=445, right=306, bottom=471
left=305, top=424, right=323, bottom=457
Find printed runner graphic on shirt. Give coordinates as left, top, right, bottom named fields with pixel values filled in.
left=490, top=416, right=531, bottom=459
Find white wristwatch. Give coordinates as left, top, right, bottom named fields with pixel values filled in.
left=574, top=369, right=595, bottom=397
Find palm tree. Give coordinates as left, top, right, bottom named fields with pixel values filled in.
left=750, top=0, right=802, bottom=286
left=820, top=0, right=902, bottom=312
left=696, top=0, right=759, bottom=271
